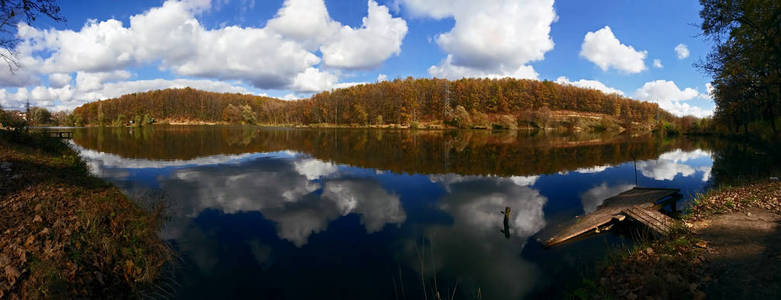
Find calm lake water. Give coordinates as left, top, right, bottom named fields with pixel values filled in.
left=65, top=126, right=775, bottom=299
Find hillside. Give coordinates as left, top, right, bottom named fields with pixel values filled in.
left=72, top=77, right=682, bottom=130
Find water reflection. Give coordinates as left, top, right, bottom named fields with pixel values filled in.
left=580, top=183, right=635, bottom=214
left=67, top=126, right=765, bottom=299
left=151, top=156, right=404, bottom=247
left=637, top=149, right=712, bottom=181
left=71, top=126, right=709, bottom=177
left=408, top=175, right=547, bottom=299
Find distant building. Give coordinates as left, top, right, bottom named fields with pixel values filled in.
left=8, top=110, right=26, bottom=120
left=1, top=110, right=26, bottom=128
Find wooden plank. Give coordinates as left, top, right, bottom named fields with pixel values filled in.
left=623, top=206, right=674, bottom=235
left=543, top=187, right=679, bottom=247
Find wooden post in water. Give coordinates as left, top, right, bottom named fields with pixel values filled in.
left=501, top=206, right=511, bottom=239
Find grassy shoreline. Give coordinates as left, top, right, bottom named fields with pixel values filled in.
left=577, top=180, right=781, bottom=299
left=0, top=131, right=170, bottom=298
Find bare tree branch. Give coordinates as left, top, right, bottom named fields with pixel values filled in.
left=0, top=0, right=65, bottom=72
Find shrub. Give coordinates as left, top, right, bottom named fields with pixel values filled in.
left=471, top=110, right=490, bottom=129
left=0, top=110, right=28, bottom=131
left=532, top=107, right=552, bottom=129
left=240, top=105, right=256, bottom=124
left=663, top=121, right=680, bottom=135
left=143, top=113, right=155, bottom=125
left=111, top=114, right=127, bottom=127
left=73, top=115, right=84, bottom=127
left=222, top=104, right=242, bottom=124
left=452, top=105, right=472, bottom=129
left=493, top=114, right=517, bottom=130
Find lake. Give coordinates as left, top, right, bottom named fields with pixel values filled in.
left=65, top=126, right=773, bottom=299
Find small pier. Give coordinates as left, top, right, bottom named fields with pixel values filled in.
left=46, top=131, right=73, bottom=139
left=544, top=187, right=681, bottom=247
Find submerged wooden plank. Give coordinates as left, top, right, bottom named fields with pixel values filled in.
left=544, top=187, right=679, bottom=247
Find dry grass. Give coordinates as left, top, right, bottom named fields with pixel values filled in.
left=685, top=180, right=781, bottom=221
left=0, top=131, right=170, bottom=299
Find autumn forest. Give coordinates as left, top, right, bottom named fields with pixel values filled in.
left=68, top=77, right=690, bottom=132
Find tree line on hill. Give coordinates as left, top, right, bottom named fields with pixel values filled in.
left=65, top=77, right=695, bottom=132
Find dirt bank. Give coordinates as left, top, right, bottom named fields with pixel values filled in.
left=692, top=208, right=781, bottom=298
left=584, top=180, right=781, bottom=299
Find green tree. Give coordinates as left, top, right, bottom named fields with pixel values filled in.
left=143, top=113, right=154, bottom=125
left=352, top=103, right=368, bottom=125
left=114, top=114, right=127, bottom=126
left=240, top=104, right=256, bottom=124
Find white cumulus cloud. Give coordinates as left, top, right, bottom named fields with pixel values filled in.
left=266, top=0, right=341, bottom=50
left=0, top=78, right=252, bottom=111
left=429, top=55, right=539, bottom=80
left=580, top=26, right=647, bottom=73
left=75, top=70, right=132, bottom=92
left=635, top=80, right=699, bottom=102
left=653, top=59, right=663, bottom=69
left=634, top=80, right=713, bottom=117
left=674, top=43, right=689, bottom=59
left=48, top=73, right=72, bottom=88
left=555, top=76, right=624, bottom=95
left=401, top=0, right=555, bottom=80
left=3, top=0, right=408, bottom=110
left=320, top=1, right=407, bottom=69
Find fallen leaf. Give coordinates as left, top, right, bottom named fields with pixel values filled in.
left=4, top=265, right=20, bottom=283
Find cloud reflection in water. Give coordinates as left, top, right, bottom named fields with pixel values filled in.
left=420, top=175, right=548, bottom=299
left=638, top=149, right=712, bottom=181
left=580, top=182, right=635, bottom=213
left=76, top=147, right=407, bottom=248
left=154, top=158, right=404, bottom=247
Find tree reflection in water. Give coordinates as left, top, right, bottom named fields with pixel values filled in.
left=68, top=126, right=778, bottom=299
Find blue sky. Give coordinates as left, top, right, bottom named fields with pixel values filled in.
left=0, top=0, right=715, bottom=117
